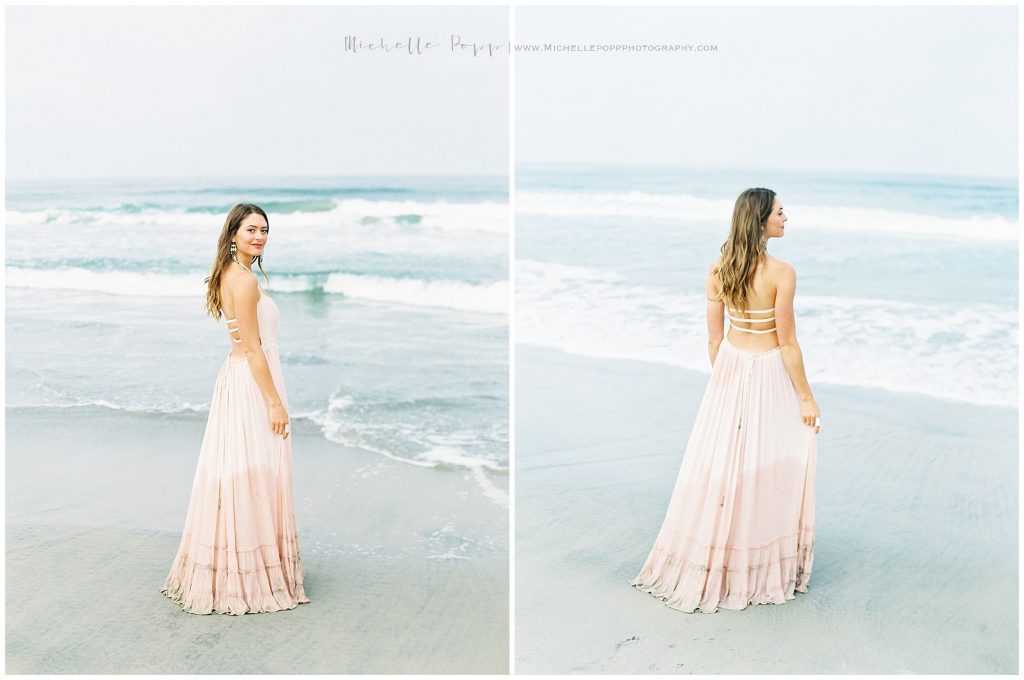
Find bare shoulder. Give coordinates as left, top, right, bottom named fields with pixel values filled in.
left=765, top=255, right=796, bottom=301
left=223, top=265, right=259, bottom=298
left=707, top=256, right=722, bottom=275
left=765, top=254, right=795, bottom=280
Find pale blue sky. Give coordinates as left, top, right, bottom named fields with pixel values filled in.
left=6, top=5, right=509, bottom=180
left=7, top=4, right=1018, bottom=181
left=516, top=5, right=1018, bottom=179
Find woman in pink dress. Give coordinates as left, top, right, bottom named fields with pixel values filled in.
left=161, top=203, right=310, bottom=615
left=631, top=187, right=821, bottom=613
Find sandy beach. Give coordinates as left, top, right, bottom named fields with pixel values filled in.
left=6, top=405, right=508, bottom=674
left=514, top=345, right=1017, bottom=674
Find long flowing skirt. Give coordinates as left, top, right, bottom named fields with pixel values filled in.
left=161, top=340, right=310, bottom=615
left=630, top=334, right=817, bottom=613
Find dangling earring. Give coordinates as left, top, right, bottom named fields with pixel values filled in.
left=229, top=242, right=237, bottom=257
left=760, top=229, right=767, bottom=253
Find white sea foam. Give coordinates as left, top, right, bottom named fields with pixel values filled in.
left=5, top=199, right=508, bottom=260
left=517, top=190, right=1018, bottom=242
left=5, top=266, right=507, bottom=315
left=5, top=398, right=211, bottom=414
left=516, top=259, right=1018, bottom=407
left=5, top=198, right=508, bottom=232
left=324, top=273, right=507, bottom=314
left=308, top=395, right=509, bottom=507
left=420, top=445, right=510, bottom=508
left=5, top=267, right=200, bottom=297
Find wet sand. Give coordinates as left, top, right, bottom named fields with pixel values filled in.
left=6, top=405, right=508, bottom=674
left=514, top=345, right=1017, bottom=674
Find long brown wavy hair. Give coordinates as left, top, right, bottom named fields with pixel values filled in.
left=711, top=187, right=776, bottom=312
left=203, top=203, right=271, bottom=320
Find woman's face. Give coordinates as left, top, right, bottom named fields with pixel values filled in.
left=232, top=213, right=269, bottom=261
left=764, top=196, right=787, bottom=238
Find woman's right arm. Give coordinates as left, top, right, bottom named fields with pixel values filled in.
left=774, top=263, right=820, bottom=431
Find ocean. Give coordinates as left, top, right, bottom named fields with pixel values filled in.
left=6, top=175, right=510, bottom=503
left=515, top=164, right=1018, bottom=408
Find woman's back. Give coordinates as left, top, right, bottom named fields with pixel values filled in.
left=712, top=254, right=785, bottom=354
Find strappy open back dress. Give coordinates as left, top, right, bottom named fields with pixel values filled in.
left=630, top=302, right=817, bottom=613
left=161, top=283, right=310, bottom=615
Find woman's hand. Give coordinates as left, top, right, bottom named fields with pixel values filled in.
left=269, top=402, right=290, bottom=439
left=800, top=397, right=820, bottom=434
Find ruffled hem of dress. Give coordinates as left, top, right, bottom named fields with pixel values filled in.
left=160, top=538, right=309, bottom=616
left=630, top=525, right=814, bottom=614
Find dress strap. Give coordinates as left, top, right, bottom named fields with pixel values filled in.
left=730, top=322, right=777, bottom=334
left=729, top=316, right=775, bottom=323
left=728, top=306, right=774, bottom=313
left=225, top=315, right=240, bottom=342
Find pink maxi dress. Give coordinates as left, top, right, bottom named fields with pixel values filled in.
left=161, top=285, right=310, bottom=614
left=631, top=303, right=817, bottom=613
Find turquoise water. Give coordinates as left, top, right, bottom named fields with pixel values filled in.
left=6, top=175, right=509, bottom=496
left=516, top=164, right=1018, bottom=407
